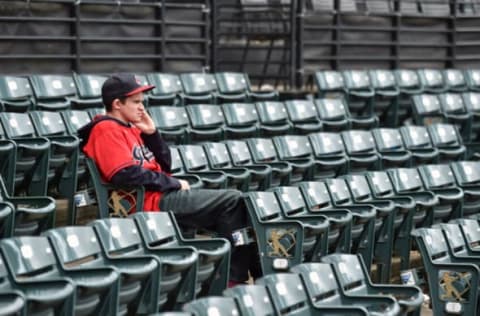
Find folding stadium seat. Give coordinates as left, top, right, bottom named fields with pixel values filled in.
left=146, top=73, right=185, bottom=106
left=149, top=105, right=190, bottom=144
left=256, top=272, right=369, bottom=315
left=0, top=239, right=75, bottom=316
left=186, top=104, right=225, bottom=142
left=394, top=70, right=423, bottom=119
left=271, top=186, right=330, bottom=261
left=444, top=69, right=469, bottom=92
left=341, top=70, right=377, bottom=125
left=86, top=157, right=146, bottom=218
left=385, top=168, right=439, bottom=228
left=450, top=161, right=480, bottom=218
left=462, top=92, right=480, bottom=142
left=0, top=112, right=50, bottom=196
left=0, top=174, right=55, bottom=236
left=179, top=73, right=217, bottom=105
left=291, top=263, right=400, bottom=315
left=202, top=142, right=251, bottom=191
left=369, top=69, right=400, bottom=126
left=29, top=110, right=80, bottom=225
left=322, top=254, right=424, bottom=315
left=0, top=201, right=13, bottom=238
left=283, top=99, right=323, bottom=134
left=223, top=284, right=277, bottom=315
left=29, top=74, right=78, bottom=111
left=341, top=130, right=380, bottom=173
left=87, top=107, right=106, bottom=119
left=297, top=181, right=354, bottom=254
left=427, top=123, right=466, bottom=162
left=371, top=127, right=412, bottom=169
left=417, top=164, right=464, bottom=222
left=417, top=69, right=448, bottom=94
left=412, top=227, right=480, bottom=316
left=362, top=170, right=417, bottom=271
left=435, top=222, right=480, bottom=261
left=60, top=109, right=92, bottom=136
left=437, top=93, right=472, bottom=141
left=183, top=296, right=242, bottom=316
left=214, top=72, right=278, bottom=103
left=307, top=132, right=349, bottom=178
left=246, top=137, right=295, bottom=184
left=411, top=94, right=445, bottom=126
left=221, top=102, right=260, bottom=139
left=133, top=212, right=232, bottom=297
left=464, top=69, right=480, bottom=92
left=0, top=75, right=34, bottom=112
left=314, top=98, right=350, bottom=132
left=171, top=146, right=217, bottom=188
left=91, top=217, right=198, bottom=311
left=254, top=101, right=291, bottom=137
left=45, top=225, right=160, bottom=315
left=242, top=191, right=306, bottom=275
left=272, top=135, right=316, bottom=183
left=71, top=73, right=107, bottom=109
left=314, top=70, right=346, bottom=99
left=177, top=145, right=229, bottom=189
left=0, top=136, right=17, bottom=196
left=399, top=125, right=439, bottom=165
left=342, top=174, right=398, bottom=283
left=0, top=236, right=119, bottom=316
left=321, top=178, right=377, bottom=271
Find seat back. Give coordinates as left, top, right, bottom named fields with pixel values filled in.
left=341, top=130, right=376, bottom=155
left=365, top=170, right=396, bottom=198
left=450, top=161, right=480, bottom=186
left=308, top=132, right=346, bottom=157
left=0, top=75, right=34, bottom=111
left=29, top=74, right=76, bottom=100
left=369, top=69, right=397, bottom=90
left=314, top=70, right=345, bottom=95
left=180, top=73, right=217, bottom=96
left=427, top=123, right=462, bottom=147
left=461, top=92, right=480, bottom=113
left=342, top=70, right=372, bottom=91
left=72, top=73, right=107, bottom=99
left=418, top=164, right=457, bottom=189
left=247, top=138, right=279, bottom=163
left=395, top=69, right=422, bottom=90
left=344, top=174, right=373, bottom=202
left=224, top=140, right=254, bottom=165
left=324, top=179, right=354, bottom=205
left=298, top=181, right=335, bottom=210
left=203, top=142, right=234, bottom=169
left=215, top=72, right=248, bottom=94
left=400, top=125, right=434, bottom=149
left=412, top=94, right=443, bottom=125
left=247, top=191, right=284, bottom=222
left=222, top=103, right=259, bottom=127
left=92, top=218, right=145, bottom=257
left=439, top=223, right=470, bottom=257
left=186, top=104, right=225, bottom=128
left=372, top=128, right=406, bottom=152
left=255, top=101, right=289, bottom=125
left=132, top=212, right=182, bottom=248
left=183, top=296, right=241, bottom=316
left=411, top=227, right=451, bottom=264
left=284, top=100, right=319, bottom=123
left=439, top=93, right=467, bottom=114
left=417, top=69, right=446, bottom=92
left=314, top=98, right=349, bottom=121
left=256, top=273, right=314, bottom=315
left=273, top=186, right=310, bottom=217
left=388, top=168, right=424, bottom=193
left=224, top=284, right=276, bottom=316
left=29, top=111, right=70, bottom=136
left=321, top=253, right=369, bottom=295
left=0, top=112, right=37, bottom=138
left=61, top=109, right=92, bottom=135
left=465, top=69, right=480, bottom=90
left=147, top=73, right=183, bottom=95
left=273, top=135, right=312, bottom=160
left=178, top=145, right=211, bottom=172
left=149, top=106, right=189, bottom=130
left=455, top=218, right=480, bottom=251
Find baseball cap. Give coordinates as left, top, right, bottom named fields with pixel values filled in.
left=101, top=73, right=155, bottom=106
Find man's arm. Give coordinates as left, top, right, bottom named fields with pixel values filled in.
left=111, top=165, right=181, bottom=192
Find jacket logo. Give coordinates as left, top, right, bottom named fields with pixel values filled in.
left=133, top=145, right=154, bottom=165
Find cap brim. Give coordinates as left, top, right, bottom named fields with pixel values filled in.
left=125, top=85, right=155, bottom=96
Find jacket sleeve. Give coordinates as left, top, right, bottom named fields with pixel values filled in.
left=141, top=131, right=172, bottom=173
left=111, top=165, right=181, bottom=192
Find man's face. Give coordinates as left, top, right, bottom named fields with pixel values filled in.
left=117, top=92, right=145, bottom=123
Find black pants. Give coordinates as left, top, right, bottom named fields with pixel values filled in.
left=160, top=188, right=257, bottom=282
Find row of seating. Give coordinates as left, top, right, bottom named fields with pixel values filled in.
left=413, top=218, right=480, bottom=315
left=0, top=212, right=230, bottom=315
left=183, top=253, right=424, bottom=316
left=411, top=92, right=480, bottom=142
left=0, top=72, right=277, bottom=112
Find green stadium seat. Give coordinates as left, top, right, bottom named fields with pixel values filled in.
left=243, top=191, right=305, bottom=275
left=45, top=225, right=159, bottom=315
left=180, top=73, right=217, bottom=105
left=29, top=74, right=77, bottom=111
left=427, top=123, right=466, bottom=162
left=450, top=161, right=480, bottom=217
left=221, top=102, right=259, bottom=139
left=411, top=94, right=445, bottom=126
left=393, top=70, right=424, bottom=125
left=133, top=212, right=230, bottom=297
left=341, top=130, right=380, bottom=173
left=444, top=69, right=469, bottom=92
left=465, top=69, right=480, bottom=91
left=322, top=253, right=423, bottom=315
left=369, top=69, right=400, bottom=126
left=91, top=217, right=198, bottom=311
left=146, top=73, right=185, bottom=106
left=461, top=92, right=480, bottom=142
left=399, top=125, right=439, bottom=165
left=314, top=70, right=346, bottom=99
left=272, top=135, right=315, bottom=183
left=438, top=93, right=472, bottom=141
left=371, top=128, right=412, bottom=169
left=71, top=73, right=107, bottom=109
left=149, top=106, right=190, bottom=145
left=307, top=132, right=348, bottom=178
left=223, top=140, right=272, bottom=190
left=0, top=237, right=77, bottom=316
left=292, top=262, right=399, bottom=315
left=341, top=70, right=376, bottom=125
left=0, top=75, right=34, bottom=112
left=314, top=98, right=350, bottom=132
left=186, top=104, right=225, bottom=142
left=215, top=72, right=278, bottom=103
left=202, top=142, right=252, bottom=191
left=169, top=147, right=205, bottom=189
left=417, top=69, right=448, bottom=94
left=1, top=235, right=119, bottom=316
left=29, top=110, right=80, bottom=225
left=183, top=296, right=241, bottom=316
left=284, top=100, right=323, bottom=134
left=255, top=101, right=291, bottom=137
left=0, top=112, right=50, bottom=196
left=0, top=136, right=17, bottom=196
left=223, top=284, right=276, bottom=315
left=412, top=227, right=479, bottom=316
